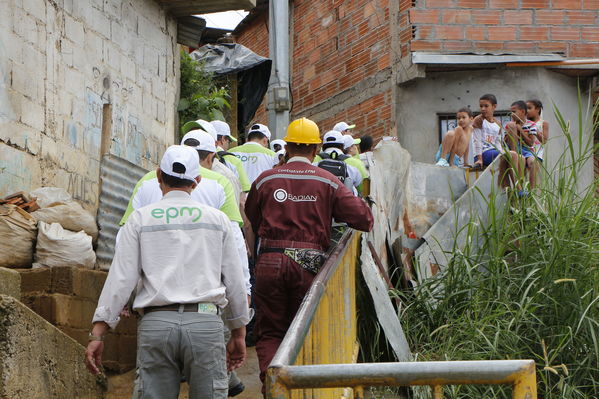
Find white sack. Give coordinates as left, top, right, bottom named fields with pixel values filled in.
left=0, top=205, right=37, bottom=268
left=32, top=202, right=98, bottom=242
left=30, top=187, right=72, bottom=208
left=34, top=222, right=95, bottom=269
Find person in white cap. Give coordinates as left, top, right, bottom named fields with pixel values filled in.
left=118, top=132, right=251, bottom=396
left=211, top=120, right=251, bottom=194
left=314, top=131, right=363, bottom=194
left=270, top=139, right=286, bottom=153
left=229, top=123, right=278, bottom=184
left=332, top=121, right=356, bottom=134
left=85, top=145, right=250, bottom=399
left=181, top=119, right=244, bottom=203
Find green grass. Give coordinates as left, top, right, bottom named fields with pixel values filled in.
left=398, top=95, right=599, bottom=398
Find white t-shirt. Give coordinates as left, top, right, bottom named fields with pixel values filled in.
left=229, top=141, right=278, bottom=184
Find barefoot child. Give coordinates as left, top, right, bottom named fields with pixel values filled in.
left=526, top=99, right=548, bottom=187
left=505, top=100, right=538, bottom=188
left=435, top=107, right=474, bottom=166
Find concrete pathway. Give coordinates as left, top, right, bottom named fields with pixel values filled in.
left=107, top=347, right=262, bottom=399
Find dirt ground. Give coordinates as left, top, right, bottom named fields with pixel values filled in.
left=107, top=347, right=262, bottom=399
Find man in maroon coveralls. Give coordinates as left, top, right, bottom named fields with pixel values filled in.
left=245, top=118, right=374, bottom=392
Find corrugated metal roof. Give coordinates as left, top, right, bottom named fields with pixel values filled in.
left=159, top=0, right=256, bottom=17
left=96, top=155, right=148, bottom=270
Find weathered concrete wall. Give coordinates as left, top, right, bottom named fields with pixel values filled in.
left=396, top=68, right=594, bottom=188
left=0, top=0, right=179, bottom=211
left=18, top=266, right=137, bottom=372
left=0, top=294, right=106, bottom=398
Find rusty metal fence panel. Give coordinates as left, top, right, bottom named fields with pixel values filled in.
left=96, top=155, right=147, bottom=270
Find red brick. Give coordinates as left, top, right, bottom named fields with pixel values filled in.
left=399, top=0, right=412, bottom=12
left=539, top=42, right=568, bottom=54
left=551, top=27, right=581, bottom=41
left=587, top=0, right=599, bottom=8
left=426, top=0, right=455, bottom=7
left=473, top=41, right=505, bottom=51
left=489, top=0, right=517, bottom=7
left=434, top=25, right=464, bottom=40
left=570, top=43, right=599, bottom=57
left=442, top=9, right=471, bottom=24
left=465, top=26, right=487, bottom=40
left=409, top=9, right=440, bottom=23
left=416, top=25, right=434, bottom=39
left=472, top=10, right=503, bottom=24
left=535, top=10, right=566, bottom=25
left=552, top=0, right=583, bottom=9
left=521, top=0, right=549, bottom=6
left=504, top=10, right=532, bottom=24
left=442, top=41, right=474, bottom=51
left=410, top=40, right=442, bottom=51
left=488, top=26, right=517, bottom=41
left=566, top=11, right=597, bottom=25
left=504, top=41, right=537, bottom=52
left=457, top=0, right=487, bottom=7
left=520, top=26, right=549, bottom=41
left=582, top=27, right=599, bottom=41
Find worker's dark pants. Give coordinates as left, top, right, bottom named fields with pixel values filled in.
left=254, top=239, right=319, bottom=393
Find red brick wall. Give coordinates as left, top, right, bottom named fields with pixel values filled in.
left=235, top=13, right=270, bottom=125
left=405, top=1, right=599, bottom=56
left=289, top=0, right=393, bottom=138
left=235, top=0, right=395, bottom=140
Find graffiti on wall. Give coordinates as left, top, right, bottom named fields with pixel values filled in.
left=0, top=39, right=15, bottom=123
left=84, top=89, right=103, bottom=156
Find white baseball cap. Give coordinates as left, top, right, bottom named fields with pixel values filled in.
left=210, top=120, right=238, bottom=142
left=181, top=119, right=218, bottom=140
left=333, top=121, right=356, bottom=132
left=270, top=139, right=286, bottom=151
left=322, top=130, right=345, bottom=145
left=160, top=145, right=200, bottom=183
left=343, top=135, right=361, bottom=149
left=180, top=130, right=217, bottom=153
left=248, top=123, right=271, bottom=140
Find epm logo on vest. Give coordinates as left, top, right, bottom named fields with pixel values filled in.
left=151, top=207, right=202, bottom=223
left=236, top=154, right=258, bottom=164
left=273, top=188, right=317, bottom=203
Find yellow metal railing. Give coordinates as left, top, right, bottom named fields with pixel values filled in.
left=266, top=230, right=537, bottom=399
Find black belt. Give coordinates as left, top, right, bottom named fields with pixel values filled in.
left=144, top=303, right=218, bottom=314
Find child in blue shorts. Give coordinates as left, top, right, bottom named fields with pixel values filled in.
left=505, top=100, right=538, bottom=187
left=472, top=94, right=503, bottom=168
left=435, top=107, right=474, bottom=167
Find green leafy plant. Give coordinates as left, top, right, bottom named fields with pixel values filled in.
left=177, top=50, right=230, bottom=136
left=398, top=93, right=599, bottom=398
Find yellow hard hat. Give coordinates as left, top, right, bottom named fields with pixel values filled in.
left=284, top=117, right=322, bottom=144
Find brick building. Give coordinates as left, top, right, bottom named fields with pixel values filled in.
left=235, top=0, right=597, bottom=186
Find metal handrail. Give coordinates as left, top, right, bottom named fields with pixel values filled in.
left=266, top=230, right=538, bottom=399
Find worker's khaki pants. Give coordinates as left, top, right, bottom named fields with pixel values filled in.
left=134, top=310, right=228, bottom=399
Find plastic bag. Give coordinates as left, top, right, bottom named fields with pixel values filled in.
left=32, top=202, right=98, bottom=242
left=30, top=187, right=72, bottom=208
left=0, top=204, right=37, bottom=268
left=34, top=222, right=95, bottom=269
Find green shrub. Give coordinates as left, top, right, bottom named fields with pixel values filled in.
left=400, top=95, right=599, bottom=398
left=177, top=50, right=230, bottom=135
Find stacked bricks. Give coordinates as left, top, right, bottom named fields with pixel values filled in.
left=18, top=266, right=137, bottom=373
left=405, top=0, right=599, bottom=56
left=234, top=0, right=395, bottom=141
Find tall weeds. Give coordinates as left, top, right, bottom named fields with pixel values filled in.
left=400, top=95, right=598, bottom=398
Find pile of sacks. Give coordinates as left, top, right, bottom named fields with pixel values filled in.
left=0, top=187, right=97, bottom=269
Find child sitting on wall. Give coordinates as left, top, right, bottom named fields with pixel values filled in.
left=435, top=107, right=474, bottom=167
left=526, top=99, right=548, bottom=188
left=505, top=100, right=538, bottom=188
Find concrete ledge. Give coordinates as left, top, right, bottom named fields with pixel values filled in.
left=0, top=268, right=20, bottom=300
left=0, top=295, right=106, bottom=398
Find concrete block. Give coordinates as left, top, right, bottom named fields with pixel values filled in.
left=84, top=30, right=104, bottom=64
left=118, top=334, right=137, bottom=370
left=17, top=267, right=52, bottom=294
left=63, top=67, right=85, bottom=97
left=103, top=0, right=122, bottom=20
left=65, top=15, right=85, bottom=45
left=11, top=63, right=40, bottom=100
left=0, top=268, right=21, bottom=300
left=102, top=332, right=121, bottom=365
left=51, top=266, right=107, bottom=301
left=114, top=313, right=138, bottom=335
left=51, top=293, right=98, bottom=329
left=143, top=45, right=158, bottom=75
left=0, top=295, right=106, bottom=398
left=12, top=8, right=38, bottom=46
left=87, top=6, right=111, bottom=39
left=3, top=31, right=24, bottom=65
left=20, top=99, right=45, bottom=132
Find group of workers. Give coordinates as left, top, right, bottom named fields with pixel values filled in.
left=84, top=116, right=374, bottom=399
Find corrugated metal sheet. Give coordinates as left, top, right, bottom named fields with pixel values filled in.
left=96, top=155, right=148, bottom=270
